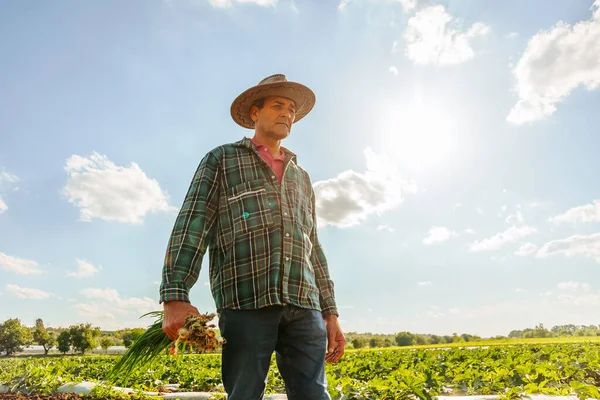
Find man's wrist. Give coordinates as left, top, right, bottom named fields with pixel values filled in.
left=323, top=313, right=339, bottom=321
left=159, top=282, right=191, bottom=304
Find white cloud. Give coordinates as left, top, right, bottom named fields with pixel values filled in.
left=515, top=242, right=538, bottom=256
left=549, top=200, right=600, bottom=223
left=423, top=226, right=456, bottom=245
left=507, top=1, right=600, bottom=124
left=62, top=153, right=177, bottom=224
left=418, top=281, right=432, bottom=286
left=433, top=301, right=526, bottom=320
left=339, top=0, right=416, bottom=12
left=0, top=170, right=18, bottom=185
left=67, top=259, right=101, bottom=278
left=314, top=148, right=416, bottom=228
left=554, top=282, right=598, bottom=306
left=377, top=224, right=395, bottom=232
left=0, top=252, right=43, bottom=274
left=399, top=0, right=416, bottom=12
left=74, top=303, right=118, bottom=325
left=557, top=292, right=600, bottom=307
left=208, top=0, right=278, bottom=7
left=0, top=169, right=18, bottom=214
left=463, top=228, right=476, bottom=234
left=80, top=287, right=156, bottom=313
left=507, top=32, right=519, bottom=39
left=403, top=5, right=490, bottom=65
left=290, top=0, right=298, bottom=13
left=470, top=225, right=537, bottom=252
left=6, top=284, right=52, bottom=300
left=505, top=210, right=524, bottom=225
left=557, top=281, right=590, bottom=292
left=81, top=287, right=121, bottom=303
left=536, top=233, right=600, bottom=263
left=389, top=66, right=399, bottom=76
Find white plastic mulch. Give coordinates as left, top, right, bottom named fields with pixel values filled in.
left=56, top=381, right=288, bottom=399
left=2, top=382, right=596, bottom=400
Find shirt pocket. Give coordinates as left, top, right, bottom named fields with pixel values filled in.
left=227, top=179, right=274, bottom=234
left=289, top=180, right=314, bottom=234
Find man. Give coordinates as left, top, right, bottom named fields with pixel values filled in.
left=159, top=74, right=345, bottom=400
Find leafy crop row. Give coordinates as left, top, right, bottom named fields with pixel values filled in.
left=1, top=343, right=600, bottom=399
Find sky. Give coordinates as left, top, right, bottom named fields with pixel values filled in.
left=1, top=0, right=600, bottom=338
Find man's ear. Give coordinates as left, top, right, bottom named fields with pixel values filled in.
left=250, top=105, right=259, bottom=123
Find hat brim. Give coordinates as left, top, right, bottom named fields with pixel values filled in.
left=230, top=81, right=316, bottom=129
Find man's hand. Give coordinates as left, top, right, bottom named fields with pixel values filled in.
left=162, top=301, right=201, bottom=340
left=324, top=314, right=345, bottom=363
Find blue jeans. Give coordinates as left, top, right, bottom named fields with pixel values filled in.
left=218, top=305, right=331, bottom=400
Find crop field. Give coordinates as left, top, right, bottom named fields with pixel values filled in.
left=2, top=342, right=600, bottom=399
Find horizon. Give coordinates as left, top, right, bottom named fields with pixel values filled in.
left=8, top=317, right=593, bottom=338
left=1, top=0, right=600, bottom=338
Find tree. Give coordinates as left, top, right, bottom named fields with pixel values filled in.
left=415, top=335, right=427, bottom=345
left=0, top=318, right=33, bottom=356
left=352, top=338, right=367, bottom=349
left=69, top=323, right=101, bottom=354
left=99, top=337, right=114, bottom=353
left=121, top=328, right=146, bottom=348
left=32, top=319, right=56, bottom=355
left=534, top=323, right=553, bottom=338
left=429, top=335, right=441, bottom=345
left=395, top=332, right=414, bottom=347
left=57, top=331, right=71, bottom=354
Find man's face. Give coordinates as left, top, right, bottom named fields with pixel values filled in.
left=251, top=96, right=297, bottom=140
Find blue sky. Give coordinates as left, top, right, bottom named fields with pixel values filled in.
left=1, top=0, right=600, bottom=337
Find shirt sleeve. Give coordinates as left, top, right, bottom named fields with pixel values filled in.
left=309, top=184, right=339, bottom=318
left=159, top=152, right=220, bottom=304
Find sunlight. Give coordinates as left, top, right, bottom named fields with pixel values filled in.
left=380, top=99, right=457, bottom=171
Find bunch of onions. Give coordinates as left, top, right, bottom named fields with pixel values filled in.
left=104, top=311, right=224, bottom=385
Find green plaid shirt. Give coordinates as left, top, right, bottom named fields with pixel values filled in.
left=159, top=137, right=338, bottom=317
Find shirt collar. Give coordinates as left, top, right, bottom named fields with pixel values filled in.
left=237, top=136, right=297, bottom=161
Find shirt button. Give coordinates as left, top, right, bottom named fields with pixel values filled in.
left=285, top=233, right=290, bottom=237
left=271, top=175, right=276, bottom=179
left=285, top=256, right=290, bottom=261
left=284, top=212, right=288, bottom=216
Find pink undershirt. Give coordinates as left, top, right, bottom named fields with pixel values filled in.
left=250, top=138, right=285, bottom=183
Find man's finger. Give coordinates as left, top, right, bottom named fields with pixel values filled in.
left=332, top=345, right=345, bottom=362
left=327, top=332, right=336, bottom=355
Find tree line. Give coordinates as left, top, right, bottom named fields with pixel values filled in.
left=0, top=318, right=146, bottom=356
left=343, top=323, right=600, bottom=349
left=2, top=317, right=600, bottom=356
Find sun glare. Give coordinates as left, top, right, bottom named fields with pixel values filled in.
left=380, top=100, right=457, bottom=172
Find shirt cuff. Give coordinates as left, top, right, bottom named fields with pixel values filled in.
left=159, top=282, right=191, bottom=304
left=320, top=303, right=339, bottom=318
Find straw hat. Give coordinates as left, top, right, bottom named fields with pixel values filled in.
left=230, top=74, right=316, bottom=129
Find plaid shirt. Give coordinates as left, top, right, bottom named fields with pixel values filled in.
left=159, top=137, right=338, bottom=317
